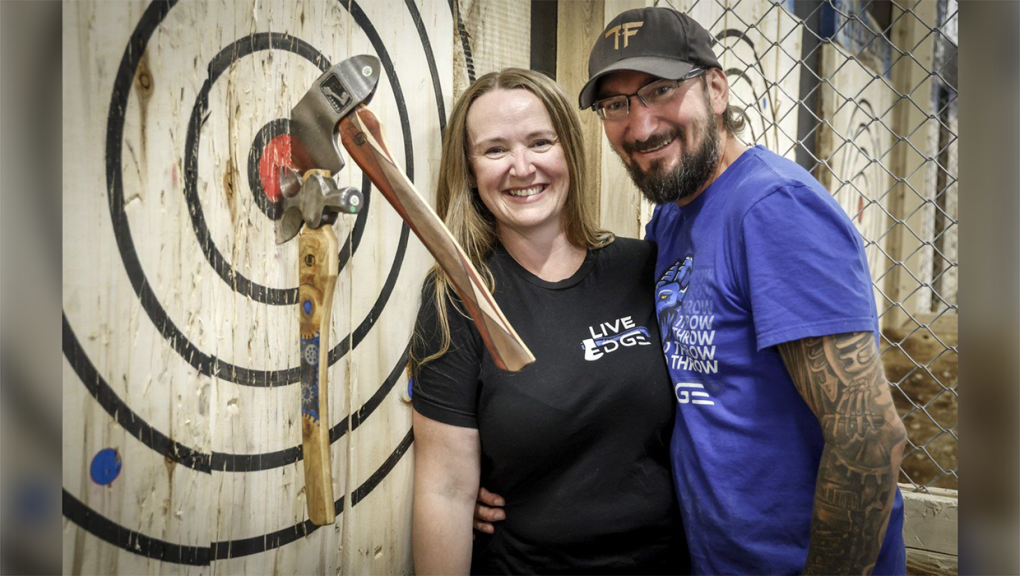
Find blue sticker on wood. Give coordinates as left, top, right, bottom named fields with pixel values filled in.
left=90, top=448, right=122, bottom=486
left=303, top=299, right=313, bottom=315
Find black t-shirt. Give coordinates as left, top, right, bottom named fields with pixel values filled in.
left=411, top=238, right=688, bottom=575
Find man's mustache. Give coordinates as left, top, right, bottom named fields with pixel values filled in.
left=622, top=128, right=684, bottom=155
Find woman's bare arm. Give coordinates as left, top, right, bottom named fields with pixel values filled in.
left=412, top=409, right=482, bottom=575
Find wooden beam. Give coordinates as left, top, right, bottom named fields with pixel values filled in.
left=901, top=485, right=959, bottom=556
left=557, top=0, right=605, bottom=226
left=900, top=485, right=958, bottom=576
left=556, top=0, right=648, bottom=239
left=599, top=0, right=647, bottom=240
left=907, top=549, right=958, bottom=576
left=530, top=0, right=558, bottom=79
left=885, top=0, right=939, bottom=329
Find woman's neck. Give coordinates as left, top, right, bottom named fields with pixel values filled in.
left=497, top=226, right=587, bottom=282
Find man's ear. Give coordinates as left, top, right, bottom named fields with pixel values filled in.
left=706, top=68, right=730, bottom=116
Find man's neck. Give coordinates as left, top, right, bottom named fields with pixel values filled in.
left=498, top=226, right=587, bottom=282
left=676, top=132, right=750, bottom=208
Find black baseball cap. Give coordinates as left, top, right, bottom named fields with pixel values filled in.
left=578, top=7, right=721, bottom=110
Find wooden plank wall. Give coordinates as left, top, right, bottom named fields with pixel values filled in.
left=886, top=0, right=940, bottom=330
left=62, top=1, right=451, bottom=573
left=453, top=0, right=532, bottom=98
left=815, top=43, right=895, bottom=323
left=557, top=0, right=647, bottom=241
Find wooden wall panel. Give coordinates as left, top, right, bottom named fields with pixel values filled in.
left=596, top=0, right=650, bottom=240
left=556, top=0, right=648, bottom=240
left=557, top=0, right=607, bottom=232
left=454, top=0, right=532, bottom=98
left=815, top=43, right=895, bottom=321
left=62, top=1, right=451, bottom=573
left=715, top=0, right=803, bottom=158
left=885, top=0, right=939, bottom=329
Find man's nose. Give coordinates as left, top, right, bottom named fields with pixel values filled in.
left=625, top=100, right=660, bottom=143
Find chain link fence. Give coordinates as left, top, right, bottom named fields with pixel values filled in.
left=655, top=0, right=958, bottom=491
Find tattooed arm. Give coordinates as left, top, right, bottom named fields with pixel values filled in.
left=777, top=332, right=907, bottom=575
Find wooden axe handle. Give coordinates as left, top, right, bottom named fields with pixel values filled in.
left=298, top=171, right=338, bottom=526
left=339, top=105, right=535, bottom=372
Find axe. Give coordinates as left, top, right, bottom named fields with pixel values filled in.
left=284, top=55, right=534, bottom=525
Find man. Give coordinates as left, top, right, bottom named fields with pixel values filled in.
left=477, top=7, right=908, bottom=575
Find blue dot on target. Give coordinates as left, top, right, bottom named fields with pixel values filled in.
left=90, top=448, right=122, bottom=486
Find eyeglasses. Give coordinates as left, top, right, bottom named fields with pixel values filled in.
left=592, top=68, right=705, bottom=121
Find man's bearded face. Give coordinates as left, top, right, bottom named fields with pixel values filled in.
left=622, top=96, right=722, bottom=205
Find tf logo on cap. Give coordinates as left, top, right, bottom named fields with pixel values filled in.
left=605, top=21, right=644, bottom=50
left=578, top=7, right=722, bottom=110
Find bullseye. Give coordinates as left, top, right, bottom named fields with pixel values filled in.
left=247, top=117, right=293, bottom=220
left=259, top=132, right=293, bottom=203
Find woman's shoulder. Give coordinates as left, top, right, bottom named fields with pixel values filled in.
left=594, top=237, right=657, bottom=279
left=598, top=236, right=655, bottom=262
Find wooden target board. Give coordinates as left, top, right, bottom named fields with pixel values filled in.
left=816, top=44, right=895, bottom=320
left=62, top=1, right=451, bottom=573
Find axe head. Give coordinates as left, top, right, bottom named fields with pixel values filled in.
left=275, top=167, right=364, bottom=244
left=277, top=54, right=380, bottom=244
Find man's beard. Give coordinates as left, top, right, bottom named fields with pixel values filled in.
left=622, top=112, right=722, bottom=205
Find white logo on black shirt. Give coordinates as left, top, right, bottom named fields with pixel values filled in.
left=581, top=315, right=652, bottom=361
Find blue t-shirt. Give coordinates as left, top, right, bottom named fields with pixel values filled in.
left=645, top=146, right=905, bottom=575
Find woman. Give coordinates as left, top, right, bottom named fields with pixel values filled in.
left=411, top=68, right=687, bottom=575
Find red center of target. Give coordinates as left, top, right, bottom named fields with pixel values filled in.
left=259, top=134, right=294, bottom=202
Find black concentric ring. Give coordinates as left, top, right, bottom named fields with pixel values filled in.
left=104, top=1, right=416, bottom=387
left=63, top=312, right=409, bottom=473
left=64, top=0, right=452, bottom=563
left=184, top=33, right=376, bottom=305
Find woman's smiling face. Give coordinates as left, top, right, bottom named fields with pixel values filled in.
left=467, top=88, right=570, bottom=240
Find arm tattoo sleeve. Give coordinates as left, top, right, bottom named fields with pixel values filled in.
left=778, top=332, right=907, bottom=576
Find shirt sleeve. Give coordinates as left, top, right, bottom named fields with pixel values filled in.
left=410, top=274, right=483, bottom=428
left=738, top=183, right=878, bottom=351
